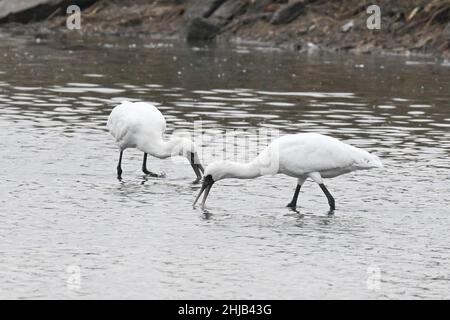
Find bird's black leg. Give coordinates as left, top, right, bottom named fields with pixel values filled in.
left=319, top=183, right=335, bottom=211
left=142, top=153, right=159, bottom=177
left=142, top=153, right=149, bottom=174
left=117, top=150, right=123, bottom=180
left=287, top=184, right=302, bottom=208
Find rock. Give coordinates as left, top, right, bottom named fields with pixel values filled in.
left=240, top=12, right=272, bottom=25
left=443, top=22, right=450, bottom=38
left=341, top=20, right=354, bottom=33
left=183, top=0, right=227, bottom=19
left=209, top=0, right=248, bottom=25
left=355, top=43, right=375, bottom=54
left=185, top=17, right=220, bottom=42
left=270, top=0, right=305, bottom=25
left=247, top=0, right=273, bottom=14
left=0, top=0, right=98, bottom=23
left=291, top=40, right=319, bottom=53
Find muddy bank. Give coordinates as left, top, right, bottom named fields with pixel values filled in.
left=1, top=0, right=449, bottom=57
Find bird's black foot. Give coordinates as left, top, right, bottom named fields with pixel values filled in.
left=329, top=202, right=335, bottom=212
left=143, top=169, right=165, bottom=178
left=144, top=172, right=159, bottom=177
left=328, top=201, right=336, bottom=215
left=286, top=202, right=297, bottom=208
left=193, top=177, right=201, bottom=184
left=292, top=207, right=301, bottom=214
left=117, top=167, right=122, bottom=180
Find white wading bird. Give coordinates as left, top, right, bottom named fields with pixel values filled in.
left=194, top=133, right=383, bottom=211
left=107, top=101, right=204, bottom=182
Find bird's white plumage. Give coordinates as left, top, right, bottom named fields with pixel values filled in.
left=196, top=132, right=383, bottom=210
left=273, top=133, right=382, bottom=178
left=107, top=101, right=166, bottom=151
left=107, top=101, right=204, bottom=181
left=205, top=133, right=383, bottom=182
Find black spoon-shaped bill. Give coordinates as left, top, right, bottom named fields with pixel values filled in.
left=193, top=175, right=214, bottom=209
left=190, top=152, right=204, bottom=182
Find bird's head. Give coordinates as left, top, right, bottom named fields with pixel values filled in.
left=370, top=155, right=384, bottom=168
left=192, top=161, right=232, bottom=209
left=203, top=161, right=235, bottom=181
left=358, top=153, right=384, bottom=169
left=171, top=137, right=204, bottom=182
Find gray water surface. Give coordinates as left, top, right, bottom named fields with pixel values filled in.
left=0, top=33, right=449, bottom=299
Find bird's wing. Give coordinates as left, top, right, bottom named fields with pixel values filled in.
left=278, top=133, right=357, bottom=173
left=132, top=102, right=166, bottom=138
left=107, top=102, right=132, bottom=144
left=107, top=101, right=167, bottom=143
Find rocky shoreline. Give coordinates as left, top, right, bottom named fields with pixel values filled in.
left=0, top=0, right=449, bottom=57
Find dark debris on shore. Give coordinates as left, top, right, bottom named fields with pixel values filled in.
left=0, top=0, right=449, bottom=57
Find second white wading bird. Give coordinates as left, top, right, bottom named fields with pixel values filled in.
left=194, top=133, right=383, bottom=211
left=107, top=101, right=204, bottom=182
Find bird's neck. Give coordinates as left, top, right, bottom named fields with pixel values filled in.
left=222, top=161, right=262, bottom=180
left=141, top=138, right=182, bottom=159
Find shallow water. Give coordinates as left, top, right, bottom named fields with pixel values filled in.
left=0, top=32, right=449, bottom=299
